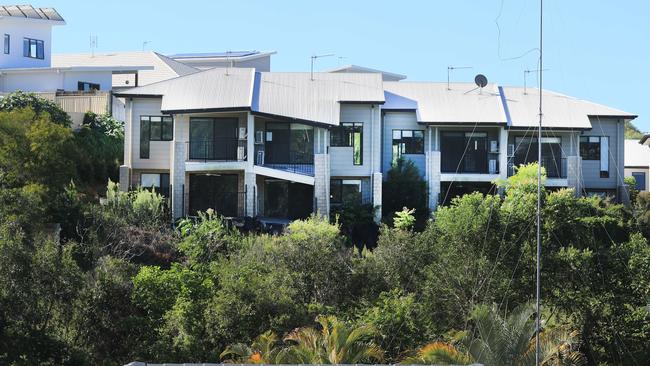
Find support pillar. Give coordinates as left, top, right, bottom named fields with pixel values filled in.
left=372, top=172, right=382, bottom=223
left=118, top=165, right=130, bottom=192
left=244, top=172, right=257, bottom=217
left=171, top=141, right=186, bottom=219
left=567, top=155, right=582, bottom=196
left=314, top=153, right=330, bottom=218
left=426, top=150, right=441, bottom=211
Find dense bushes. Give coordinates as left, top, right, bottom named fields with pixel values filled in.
left=0, top=101, right=648, bottom=366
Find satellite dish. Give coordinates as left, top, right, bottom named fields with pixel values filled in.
left=475, top=74, right=488, bottom=88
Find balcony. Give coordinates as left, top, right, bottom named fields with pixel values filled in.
left=255, top=148, right=314, bottom=176
left=186, top=139, right=247, bottom=162
left=508, top=157, right=567, bottom=178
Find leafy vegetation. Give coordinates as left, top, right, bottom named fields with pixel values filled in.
left=0, top=96, right=648, bottom=365
left=625, top=120, right=644, bottom=139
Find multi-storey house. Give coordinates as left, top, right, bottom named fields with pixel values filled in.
left=116, top=67, right=636, bottom=222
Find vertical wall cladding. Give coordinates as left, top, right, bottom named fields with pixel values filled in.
left=381, top=111, right=427, bottom=177
left=330, top=104, right=373, bottom=176
left=582, top=118, right=622, bottom=190
left=131, top=98, right=172, bottom=170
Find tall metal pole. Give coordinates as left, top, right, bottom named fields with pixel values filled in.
left=535, top=0, right=543, bottom=365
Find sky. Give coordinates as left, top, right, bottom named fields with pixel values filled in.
left=32, top=0, right=650, bottom=131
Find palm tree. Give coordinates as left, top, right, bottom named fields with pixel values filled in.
left=220, top=330, right=282, bottom=364
left=278, top=315, right=384, bottom=364
left=466, top=302, right=585, bottom=366
left=401, top=341, right=472, bottom=365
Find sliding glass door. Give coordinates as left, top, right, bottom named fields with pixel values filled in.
left=440, top=132, right=488, bottom=173
left=189, top=118, right=238, bottom=160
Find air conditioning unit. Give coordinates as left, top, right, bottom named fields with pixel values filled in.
left=489, top=159, right=497, bottom=174
left=238, top=127, right=247, bottom=140
left=256, top=150, right=265, bottom=165
left=507, top=144, right=515, bottom=157
left=255, top=130, right=264, bottom=144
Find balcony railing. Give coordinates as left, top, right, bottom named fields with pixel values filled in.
left=256, top=150, right=315, bottom=176
left=508, top=157, right=567, bottom=178
left=186, top=139, right=247, bottom=162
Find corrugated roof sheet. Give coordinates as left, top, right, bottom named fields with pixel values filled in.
left=256, top=72, right=384, bottom=125
left=625, top=139, right=649, bottom=167
left=0, top=5, right=64, bottom=22
left=52, top=52, right=199, bottom=86
left=119, top=67, right=255, bottom=112
left=383, top=82, right=506, bottom=124
left=118, top=70, right=385, bottom=125
left=501, top=87, right=636, bottom=129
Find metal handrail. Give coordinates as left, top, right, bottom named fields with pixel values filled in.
left=186, top=138, right=247, bottom=162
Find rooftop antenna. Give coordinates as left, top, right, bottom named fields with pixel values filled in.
left=535, top=0, right=544, bottom=365
left=524, top=68, right=549, bottom=94
left=337, top=56, right=347, bottom=66
left=310, top=53, right=334, bottom=81
left=89, top=35, right=97, bottom=57
left=447, top=66, right=472, bottom=90
left=142, top=41, right=151, bottom=52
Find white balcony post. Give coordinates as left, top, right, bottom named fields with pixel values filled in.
left=499, top=127, right=509, bottom=183
left=245, top=112, right=257, bottom=216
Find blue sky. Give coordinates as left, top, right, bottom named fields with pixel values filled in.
left=35, top=0, right=649, bottom=131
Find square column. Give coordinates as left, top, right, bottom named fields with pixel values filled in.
left=244, top=172, right=257, bottom=217
left=171, top=141, right=186, bottom=220
left=372, top=172, right=383, bottom=223
left=567, top=155, right=582, bottom=196
left=314, top=153, right=330, bottom=218
left=426, top=150, right=441, bottom=210
left=118, top=165, right=130, bottom=192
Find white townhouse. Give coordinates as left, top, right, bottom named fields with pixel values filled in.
left=116, top=66, right=636, bottom=223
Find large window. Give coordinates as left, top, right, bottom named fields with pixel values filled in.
left=23, top=38, right=44, bottom=59
left=140, top=116, right=173, bottom=159
left=330, top=122, right=363, bottom=165
left=632, top=172, right=646, bottom=191
left=580, top=136, right=609, bottom=178
left=141, top=173, right=170, bottom=197
left=4, top=34, right=9, bottom=54
left=580, top=136, right=602, bottom=160
left=330, top=179, right=362, bottom=205
left=392, top=129, right=424, bottom=164
left=440, top=131, right=491, bottom=173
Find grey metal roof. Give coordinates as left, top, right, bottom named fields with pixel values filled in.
left=119, top=67, right=255, bottom=112
left=0, top=4, right=64, bottom=22
left=626, top=139, right=650, bottom=167
left=501, top=87, right=637, bottom=129
left=117, top=70, right=385, bottom=125
left=383, top=82, right=507, bottom=124
left=256, top=72, right=384, bottom=125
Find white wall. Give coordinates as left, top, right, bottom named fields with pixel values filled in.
left=381, top=111, right=427, bottom=177
left=130, top=98, right=172, bottom=170
left=330, top=104, right=375, bottom=177
left=0, top=18, right=53, bottom=68
left=0, top=69, right=112, bottom=92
